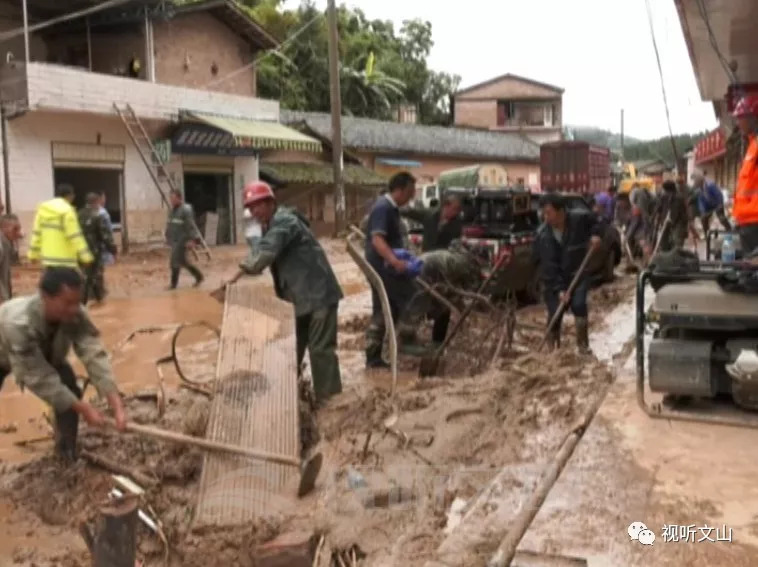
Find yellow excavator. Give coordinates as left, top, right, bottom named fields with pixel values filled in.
left=616, top=162, right=656, bottom=194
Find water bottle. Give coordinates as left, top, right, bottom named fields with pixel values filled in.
left=722, top=233, right=736, bottom=263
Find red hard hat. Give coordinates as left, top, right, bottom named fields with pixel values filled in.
left=243, top=181, right=274, bottom=206
left=733, top=95, right=758, bottom=118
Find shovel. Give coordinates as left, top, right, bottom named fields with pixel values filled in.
left=418, top=250, right=511, bottom=377
left=536, top=247, right=595, bottom=353
left=108, top=420, right=322, bottom=498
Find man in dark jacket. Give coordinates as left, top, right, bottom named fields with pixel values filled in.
left=165, top=189, right=204, bottom=290
left=400, top=193, right=463, bottom=252
left=532, top=193, right=603, bottom=353
left=364, top=172, right=417, bottom=368
left=223, top=182, right=343, bottom=404
left=79, top=192, right=117, bottom=305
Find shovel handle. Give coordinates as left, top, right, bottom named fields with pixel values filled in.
left=110, top=420, right=300, bottom=468
left=537, top=247, right=595, bottom=352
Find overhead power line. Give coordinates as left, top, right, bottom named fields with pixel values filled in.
left=203, top=11, right=323, bottom=89
left=0, top=0, right=137, bottom=43
left=644, top=0, right=679, bottom=163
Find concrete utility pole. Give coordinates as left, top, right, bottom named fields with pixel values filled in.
left=326, top=0, right=346, bottom=236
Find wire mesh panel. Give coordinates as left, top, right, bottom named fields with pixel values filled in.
left=194, top=281, right=299, bottom=527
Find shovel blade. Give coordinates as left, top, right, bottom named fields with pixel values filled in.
left=297, top=452, right=323, bottom=498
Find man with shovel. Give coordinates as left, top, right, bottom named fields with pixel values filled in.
left=0, top=267, right=127, bottom=462
left=215, top=181, right=343, bottom=406
left=532, top=194, right=603, bottom=354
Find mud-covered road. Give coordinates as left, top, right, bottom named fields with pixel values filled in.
left=1, top=242, right=756, bottom=566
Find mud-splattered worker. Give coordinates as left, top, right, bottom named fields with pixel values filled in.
left=731, top=96, right=758, bottom=254
left=220, top=182, right=343, bottom=405
left=360, top=188, right=411, bottom=249
left=0, top=268, right=126, bottom=461
left=28, top=184, right=93, bottom=269
left=532, top=194, right=603, bottom=353
left=0, top=215, right=22, bottom=302
left=654, top=181, right=694, bottom=252
left=79, top=193, right=117, bottom=305
left=165, top=189, right=204, bottom=290
left=691, top=170, right=731, bottom=233
left=98, top=193, right=116, bottom=266
left=364, top=172, right=419, bottom=368
left=400, top=193, right=463, bottom=252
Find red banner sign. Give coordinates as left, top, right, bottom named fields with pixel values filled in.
left=695, top=128, right=725, bottom=165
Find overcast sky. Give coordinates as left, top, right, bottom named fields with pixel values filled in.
left=283, top=0, right=719, bottom=140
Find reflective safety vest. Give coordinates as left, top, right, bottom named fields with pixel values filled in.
left=28, top=198, right=93, bottom=267
left=734, top=135, right=758, bottom=226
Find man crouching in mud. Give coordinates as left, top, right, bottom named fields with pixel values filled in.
left=400, top=240, right=482, bottom=348
left=0, top=267, right=127, bottom=462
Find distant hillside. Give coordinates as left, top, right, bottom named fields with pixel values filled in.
left=565, top=125, right=706, bottom=165
left=564, top=126, right=641, bottom=152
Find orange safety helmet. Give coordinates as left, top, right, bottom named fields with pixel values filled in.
left=732, top=95, right=758, bottom=118
left=243, top=181, right=275, bottom=207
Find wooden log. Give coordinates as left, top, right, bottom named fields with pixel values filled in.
left=90, top=496, right=139, bottom=567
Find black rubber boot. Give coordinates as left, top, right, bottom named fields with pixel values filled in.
left=576, top=317, right=591, bottom=355
left=54, top=364, right=82, bottom=464
left=168, top=268, right=180, bottom=290
left=189, top=266, right=204, bottom=287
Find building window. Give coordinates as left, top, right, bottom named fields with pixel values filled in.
left=497, top=100, right=514, bottom=126
left=544, top=105, right=553, bottom=127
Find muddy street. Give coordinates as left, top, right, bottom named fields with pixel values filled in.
left=1, top=242, right=757, bottom=567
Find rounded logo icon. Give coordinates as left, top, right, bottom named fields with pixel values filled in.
left=628, top=521, right=648, bottom=541
left=638, top=529, right=656, bottom=546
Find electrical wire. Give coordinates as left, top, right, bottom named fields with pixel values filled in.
left=0, top=0, right=138, bottom=43
left=203, top=11, right=324, bottom=89
left=644, top=0, right=680, bottom=163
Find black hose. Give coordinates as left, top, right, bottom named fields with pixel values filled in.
left=170, top=321, right=220, bottom=386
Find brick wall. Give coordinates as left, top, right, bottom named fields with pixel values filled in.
left=454, top=99, right=497, bottom=129
left=153, top=12, right=257, bottom=97
left=456, top=76, right=562, bottom=100
left=24, top=62, right=278, bottom=121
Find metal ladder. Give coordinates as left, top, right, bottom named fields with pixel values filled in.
left=113, top=103, right=212, bottom=261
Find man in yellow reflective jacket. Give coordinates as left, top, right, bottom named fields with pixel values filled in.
left=28, top=185, right=93, bottom=269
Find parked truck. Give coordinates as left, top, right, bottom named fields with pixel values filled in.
left=540, top=141, right=611, bottom=195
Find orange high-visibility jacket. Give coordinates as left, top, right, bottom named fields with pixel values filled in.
left=734, top=135, right=758, bottom=226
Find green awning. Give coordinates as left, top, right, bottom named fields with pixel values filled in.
left=186, top=111, right=322, bottom=153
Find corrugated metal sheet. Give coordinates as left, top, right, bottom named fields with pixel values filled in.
left=194, top=282, right=300, bottom=527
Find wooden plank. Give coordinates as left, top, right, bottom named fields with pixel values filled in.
left=193, top=282, right=299, bottom=527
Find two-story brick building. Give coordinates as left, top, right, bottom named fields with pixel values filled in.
left=0, top=0, right=320, bottom=250
left=453, top=73, right=564, bottom=145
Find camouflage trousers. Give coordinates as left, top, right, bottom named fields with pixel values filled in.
left=296, top=305, right=342, bottom=404
left=365, top=276, right=416, bottom=364
left=82, top=260, right=106, bottom=304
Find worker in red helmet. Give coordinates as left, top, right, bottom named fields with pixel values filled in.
left=218, top=181, right=343, bottom=405
left=732, top=95, right=758, bottom=255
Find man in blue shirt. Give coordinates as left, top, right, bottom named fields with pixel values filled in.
left=364, top=172, right=417, bottom=368
left=691, top=170, right=731, bottom=233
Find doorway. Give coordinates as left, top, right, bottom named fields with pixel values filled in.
left=183, top=172, right=233, bottom=245
left=53, top=167, right=123, bottom=236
